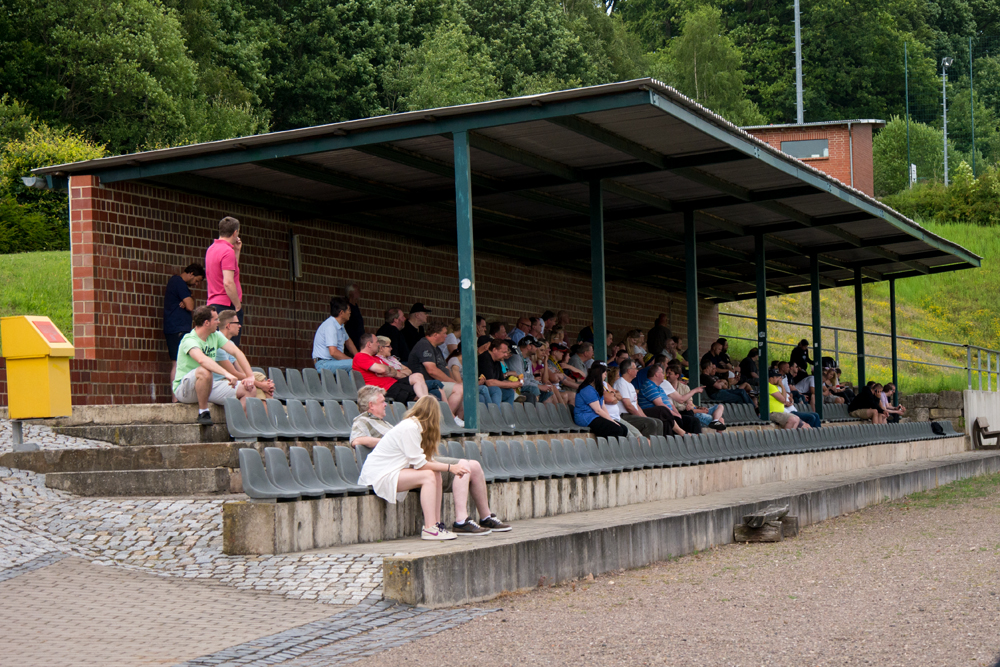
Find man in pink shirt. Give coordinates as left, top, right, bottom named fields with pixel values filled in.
left=205, top=216, right=244, bottom=346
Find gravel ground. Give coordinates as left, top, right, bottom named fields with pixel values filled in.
left=349, top=475, right=1000, bottom=667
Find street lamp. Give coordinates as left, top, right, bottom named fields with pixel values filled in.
left=942, top=56, right=954, bottom=186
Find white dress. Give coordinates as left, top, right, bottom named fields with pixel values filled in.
left=357, top=418, right=428, bottom=503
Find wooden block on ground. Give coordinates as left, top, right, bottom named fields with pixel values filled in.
left=742, top=504, right=789, bottom=528
left=780, top=515, right=799, bottom=538
left=734, top=522, right=783, bottom=543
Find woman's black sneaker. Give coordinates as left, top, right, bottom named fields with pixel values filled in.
left=479, top=514, right=512, bottom=532
left=452, top=519, right=491, bottom=536
left=708, top=420, right=726, bottom=431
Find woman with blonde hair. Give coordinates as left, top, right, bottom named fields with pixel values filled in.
left=357, top=395, right=509, bottom=538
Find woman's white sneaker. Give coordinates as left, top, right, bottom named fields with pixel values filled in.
left=421, top=526, right=457, bottom=541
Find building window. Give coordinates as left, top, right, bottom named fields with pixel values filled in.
left=781, top=139, right=829, bottom=159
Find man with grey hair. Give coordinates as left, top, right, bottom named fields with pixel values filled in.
left=344, top=282, right=365, bottom=349
left=376, top=307, right=410, bottom=362
left=350, top=385, right=392, bottom=448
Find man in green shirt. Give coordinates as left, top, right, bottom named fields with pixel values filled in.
left=173, top=305, right=256, bottom=425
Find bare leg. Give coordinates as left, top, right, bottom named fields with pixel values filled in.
left=194, top=367, right=213, bottom=411
left=170, top=361, right=178, bottom=402
left=467, top=460, right=491, bottom=520
left=396, top=468, right=438, bottom=530
left=409, top=374, right=428, bottom=398
left=451, top=461, right=471, bottom=523
left=712, top=404, right=724, bottom=422
left=431, top=471, right=443, bottom=525
left=448, top=384, right=464, bottom=419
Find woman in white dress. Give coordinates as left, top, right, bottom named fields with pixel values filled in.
left=357, top=395, right=511, bottom=539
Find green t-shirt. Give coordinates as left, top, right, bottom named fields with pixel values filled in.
left=173, top=330, right=230, bottom=391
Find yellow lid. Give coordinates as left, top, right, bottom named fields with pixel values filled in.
left=1, top=316, right=74, bottom=359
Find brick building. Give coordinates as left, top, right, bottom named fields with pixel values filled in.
left=744, top=120, right=884, bottom=197
left=22, top=82, right=974, bottom=413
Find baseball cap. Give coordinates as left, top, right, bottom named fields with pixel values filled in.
left=409, top=302, right=432, bottom=314
left=768, top=367, right=783, bottom=378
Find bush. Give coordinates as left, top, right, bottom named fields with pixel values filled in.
left=882, top=162, right=1000, bottom=226
left=0, top=198, right=64, bottom=253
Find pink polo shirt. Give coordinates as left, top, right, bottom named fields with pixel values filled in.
left=205, top=238, right=242, bottom=307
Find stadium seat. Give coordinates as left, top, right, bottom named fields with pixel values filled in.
left=264, top=447, right=325, bottom=498
left=224, top=398, right=275, bottom=441
left=238, top=448, right=299, bottom=501
left=312, top=446, right=369, bottom=495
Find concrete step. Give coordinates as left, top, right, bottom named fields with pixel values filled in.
left=0, top=442, right=253, bottom=474
left=8, top=403, right=227, bottom=427
left=325, top=449, right=1000, bottom=608
left=44, top=468, right=233, bottom=496
left=51, top=423, right=231, bottom=446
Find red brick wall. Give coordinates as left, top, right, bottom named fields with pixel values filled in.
left=0, top=176, right=718, bottom=406
left=747, top=124, right=876, bottom=197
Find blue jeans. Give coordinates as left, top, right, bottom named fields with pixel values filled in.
left=479, top=385, right=501, bottom=404
left=714, top=388, right=753, bottom=404
left=426, top=379, right=444, bottom=400
left=520, top=384, right=540, bottom=404
left=315, top=357, right=353, bottom=372
left=795, top=411, right=821, bottom=428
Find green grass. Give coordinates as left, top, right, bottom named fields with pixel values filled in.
left=720, top=220, right=999, bottom=394
left=900, top=472, right=1000, bottom=507
left=0, top=251, right=72, bottom=351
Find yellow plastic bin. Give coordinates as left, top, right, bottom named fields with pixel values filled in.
left=1, top=316, right=74, bottom=419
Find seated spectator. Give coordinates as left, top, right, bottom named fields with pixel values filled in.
left=163, top=262, right=205, bottom=399
left=546, top=343, right=581, bottom=404
left=614, top=359, right=663, bottom=438
left=313, top=297, right=358, bottom=371
left=442, top=317, right=461, bottom=357
left=478, top=320, right=505, bottom=353
left=377, top=307, right=411, bottom=363
left=574, top=363, right=629, bottom=437
left=787, top=361, right=816, bottom=410
left=881, top=382, right=906, bottom=423
left=700, top=360, right=753, bottom=404
left=638, top=364, right=700, bottom=435
left=577, top=322, right=595, bottom=344
left=529, top=317, right=544, bottom=340
left=349, top=385, right=394, bottom=447
left=357, top=395, right=511, bottom=539
left=545, top=325, right=566, bottom=346
left=172, top=306, right=256, bottom=424
left=767, top=368, right=809, bottom=430
left=508, top=337, right=543, bottom=404
left=478, top=339, right=521, bottom=405
left=664, top=336, right=689, bottom=371
left=603, top=366, right=641, bottom=438
left=569, top=341, right=595, bottom=371
left=662, top=363, right=725, bottom=431
left=474, top=315, right=489, bottom=354
left=446, top=349, right=463, bottom=383
left=772, top=361, right=820, bottom=427
left=821, top=367, right=846, bottom=404
left=647, top=314, right=670, bottom=357
left=540, top=310, right=556, bottom=336
left=702, top=340, right=739, bottom=385
left=403, top=303, right=432, bottom=351
left=828, top=367, right=856, bottom=402
left=213, top=309, right=274, bottom=400
left=848, top=383, right=887, bottom=424
left=509, top=317, right=530, bottom=345
left=790, top=339, right=813, bottom=375
left=353, top=333, right=428, bottom=403
left=408, top=322, right=465, bottom=421
left=739, top=348, right=760, bottom=388
left=609, top=349, right=630, bottom=368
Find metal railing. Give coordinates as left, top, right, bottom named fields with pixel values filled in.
left=719, top=312, right=1000, bottom=390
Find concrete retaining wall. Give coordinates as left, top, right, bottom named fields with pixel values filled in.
left=385, top=450, right=1000, bottom=607
left=222, top=435, right=968, bottom=555
left=963, top=390, right=1000, bottom=437
left=899, top=390, right=965, bottom=426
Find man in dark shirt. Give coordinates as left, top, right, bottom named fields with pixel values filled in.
left=647, top=314, right=670, bottom=357
left=407, top=322, right=465, bottom=419
left=478, top=339, right=520, bottom=405
left=164, top=263, right=205, bottom=398
left=700, top=360, right=753, bottom=404
left=344, top=282, right=365, bottom=349
left=739, top=347, right=759, bottom=388
left=376, top=307, right=410, bottom=364
left=403, top=302, right=431, bottom=351
left=848, top=382, right=888, bottom=424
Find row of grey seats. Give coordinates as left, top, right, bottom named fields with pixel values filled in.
left=238, top=421, right=960, bottom=501
left=268, top=367, right=363, bottom=403
left=225, top=397, right=476, bottom=441
left=697, top=401, right=858, bottom=425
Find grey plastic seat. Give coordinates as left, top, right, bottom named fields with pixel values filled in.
left=283, top=400, right=315, bottom=439
left=342, top=400, right=361, bottom=424
left=568, top=438, right=602, bottom=475
left=507, top=403, right=540, bottom=434
left=335, top=369, right=360, bottom=400
left=583, top=438, right=613, bottom=473
left=594, top=437, right=625, bottom=473
left=521, top=441, right=557, bottom=478
left=475, top=404, right=500, bottom=434
left=303, top=368, right=335, bottom=401
left=312, top=446, right=368, bottom=494
left=488, top=404, right=517, bottom=435
left=287, top=369, right=322, bottom=400
left=251, top=366, right=264, bottom=375
left=477, top=440, right=512, bottom=482
left=224, top=398, right=274, bottom=441
left=493, top=441, right=526, bottom=481
left=606, top=436, right=635, bottom=470
left=238, top=448, right=299, bottom=501
left=288, top=446, right=346, bottom=496
left=550, top=404, right=581, bottom=432
left=258, top=398, right=303, bottom=440
left=532, top=403, right=566, bottom=433
left=268, top=367, right=297, bottom=402
left=355, top=444, right=374, bottom=468
left=320, top=400, right=353, bottom=438
left=534, top=439, right=566, bottom=477
left=264, top=447, right=325, bottom=498
left=440, top=401, right=476, bottom=436
left=320, top=368, right=354, bottom=400
left=351, top=370, right=366, bottom=391
left=460, top=441, right=495, bottom=483
left=550, top=439, right=585, bottom=476
left=520, top=403, right=551, bottom=434
left=508, top=440, right=542, bottom=479
left=334, top=445, right=365, bottom=485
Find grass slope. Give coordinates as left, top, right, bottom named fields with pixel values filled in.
left=721, top=221, right=1000, bottom=393
left=0, top=251, right=72, bottom=352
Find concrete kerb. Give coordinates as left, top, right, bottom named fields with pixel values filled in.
left=382, top=449, right=1000, bottom=608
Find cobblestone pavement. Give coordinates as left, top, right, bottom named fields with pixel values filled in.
left=0, top=417, right=112, bottom=454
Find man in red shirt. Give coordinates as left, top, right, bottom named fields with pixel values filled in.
left=205, top=216, right=244, bottom=346
left=353, top=333, right=428, bottom=403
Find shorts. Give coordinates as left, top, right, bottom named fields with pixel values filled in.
left=174, top=368, right=237, bottom=405
left=385, top=378, right=417, bottom=403
left=432, top=455, right=460, bottom=492
left=441, top=381, right=457, bottom=398
left=770, top=411, right=792, bottom=426
left=425, top=378, right=444, bottom=400
left=850, top=409, right=876, bottom=419
left=165, top=332, right=185, bottom=361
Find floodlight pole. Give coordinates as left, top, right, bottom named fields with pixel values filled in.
left=794, top=0, right=804, bottom=124
left=942, top=57, right=953, bottom=186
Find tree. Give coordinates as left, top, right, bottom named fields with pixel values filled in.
left=872, top=115, right=974, bottom=195
left=649, top=5, right=766, bottom=125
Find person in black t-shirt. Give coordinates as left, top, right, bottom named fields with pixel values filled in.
left=478, top=340, right=520, bottom=405
left=403, top=302, right=431, bottom=351
left=376, top=307, right=411, bottom=364
left=847, top=382, right=887, bottom=424
left=164, top=263, right=205, bottom=397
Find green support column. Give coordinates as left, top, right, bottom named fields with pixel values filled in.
left=854, top=268, right=866, bottom=388
left=453, top=131, right=478, bottom=429
left=590, top=180, right=607, bottom=363
left=756, top=234, right=769, bottom=422
left=810, top=254, right=823, bottom=420
left=890, top=278, right=899, bottom=406
left=684, top=210, right=699, bottom=406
